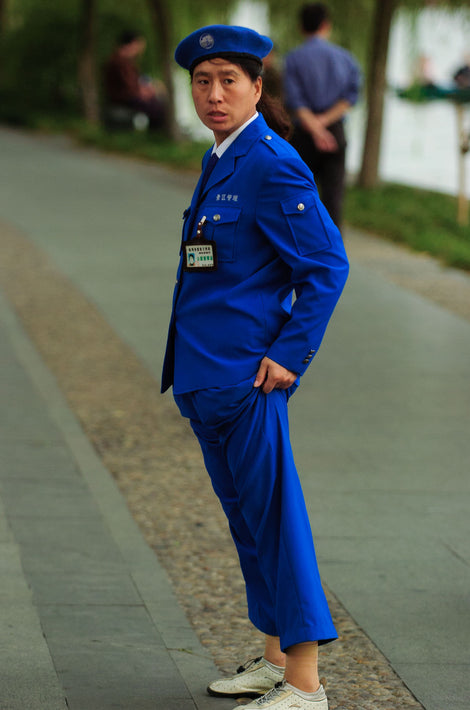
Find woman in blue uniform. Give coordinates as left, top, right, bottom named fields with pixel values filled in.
left=161, top=25, right=349, bottom=710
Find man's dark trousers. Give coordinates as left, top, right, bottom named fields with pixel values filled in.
left=291, top=120, right=346, bottom=229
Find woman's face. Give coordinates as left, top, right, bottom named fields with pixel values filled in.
left=191, top=58, right=262, bottom=145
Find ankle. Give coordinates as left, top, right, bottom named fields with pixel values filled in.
left=263, top=656, right=285, bottom=672
left=263, top=653, right=286, bottom=668
left=263, top=635, right=286, bottom=668
left=284, top=641, right=319, bottom=693
left=285, top=681, right=325, bottom=699
left=284, top=679, right=320, bottom=693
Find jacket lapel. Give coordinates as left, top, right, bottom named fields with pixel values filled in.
left=200, top=114, right=269, bottom=198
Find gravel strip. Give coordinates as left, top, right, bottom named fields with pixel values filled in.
left=3, top=219, right=463, bottom=709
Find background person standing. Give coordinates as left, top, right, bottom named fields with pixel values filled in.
left=284, top=3, right=361, bottom=228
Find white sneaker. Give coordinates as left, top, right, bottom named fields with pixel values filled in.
left=232, top=680, right=328, bottom=709
left=207, top=656, right=285, bottom=698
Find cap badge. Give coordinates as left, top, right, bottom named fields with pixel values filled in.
left=199, top=33, right=215, bottom=50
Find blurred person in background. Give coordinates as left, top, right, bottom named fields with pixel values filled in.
left=284, top=3, right=361, bottom=228
left=104, top=30, right=167, bottom=130
left=453, top=53, right=470, bottom=89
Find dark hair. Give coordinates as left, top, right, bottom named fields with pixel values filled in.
left=118, top=30, right=142, bottom=47
left=190, top=54, right=292, bottom=140
left=300, top=3, right=330, bottom=34
left=257, top=93, right=292, bottom=141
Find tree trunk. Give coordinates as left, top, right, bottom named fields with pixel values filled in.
left=0, top=0, right=7, bottom=83
left=456, top=103, right=469, bottom=225
left=147, top=0, right=181, bottom=140
left=0, top=0, right=7, bottom=34
left=357, top=0, right=397, bottom=188
left=77, top=0, right=100, bottom=124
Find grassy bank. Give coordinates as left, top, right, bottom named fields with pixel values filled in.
left=75, top=122, right=211, bottom=172
left=344, top=182, right=470, bottom=271
left=30, top=120, right=470, bottom=272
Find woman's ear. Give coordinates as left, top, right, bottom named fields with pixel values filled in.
left=255, top=76, right=263, bottom=101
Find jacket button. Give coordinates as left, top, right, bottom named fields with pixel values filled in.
left=297, top=203, right=305, bottom=211
left=302, top=358, right=309, bottom=364
left=213, top=214, right=221, bottom=221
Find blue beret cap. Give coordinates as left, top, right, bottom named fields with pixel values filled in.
left=175, top=25, right=273, bottom=72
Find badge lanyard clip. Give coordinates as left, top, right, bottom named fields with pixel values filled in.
left=183, top=216, right=218, bottom=272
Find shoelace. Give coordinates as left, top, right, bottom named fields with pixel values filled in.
left=255, top=681, right=287, bottom=705
left=237, top=656, right=263, bottom=674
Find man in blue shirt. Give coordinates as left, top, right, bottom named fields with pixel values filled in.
left=284, top=3, right=361, bottom=227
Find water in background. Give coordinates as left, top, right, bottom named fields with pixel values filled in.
left=347, top=7, right=470, bottom=197
left=175, top=5, right=470, bottom=197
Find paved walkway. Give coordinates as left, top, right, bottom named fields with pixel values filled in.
left=0, top=291, right=232, bottom=710
left=0, top=127, right=469, bottom=710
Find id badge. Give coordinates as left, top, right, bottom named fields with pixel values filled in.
left=183, top=216, right=218, bottom=272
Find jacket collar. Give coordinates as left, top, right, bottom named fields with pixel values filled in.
left=193, top=114, right=270, bottom=204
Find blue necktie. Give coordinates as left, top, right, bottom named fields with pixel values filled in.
left=199, top=153, right=218, bottom=195
left=186, top=153, right=219, bottom=240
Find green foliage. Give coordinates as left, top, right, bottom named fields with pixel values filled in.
left=0, top=0, right=242, bottom=126
left=0, top=0, right=161, bottom=124
left=0, top=5, right=80, bottom=123
left=344, top=182, right=470, bottom=270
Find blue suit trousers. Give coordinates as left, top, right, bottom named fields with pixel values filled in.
left=174, top=379, right=337, bottom=651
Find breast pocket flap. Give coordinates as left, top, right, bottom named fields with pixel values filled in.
left=280, top=192, right=332, bottom=255
left=205, top=206, right=241, bottom=226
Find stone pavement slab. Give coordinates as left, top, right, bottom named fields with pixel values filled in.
left=0, top=499, right=68, bottom=710
left=0, top=286, right=233, bottom=709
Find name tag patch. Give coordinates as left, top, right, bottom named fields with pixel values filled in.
left=184, top=242, right=217, bottom=270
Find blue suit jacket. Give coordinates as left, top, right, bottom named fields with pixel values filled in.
left=161, top=114, right=349, bottom=394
